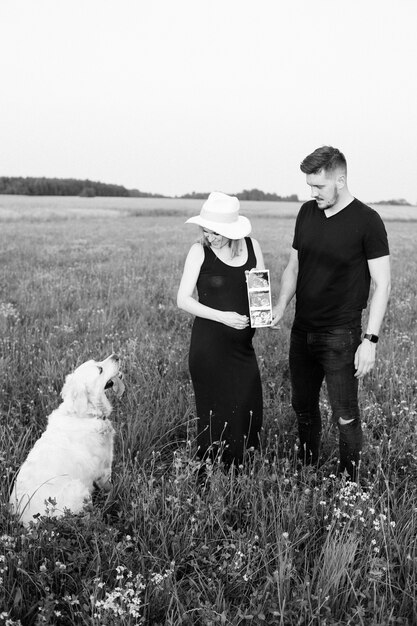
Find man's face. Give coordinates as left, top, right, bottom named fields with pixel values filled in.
left=306, top=169, right=340, bottom=210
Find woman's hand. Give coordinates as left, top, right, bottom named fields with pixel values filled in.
left=220, top=311, right=250, bottom=330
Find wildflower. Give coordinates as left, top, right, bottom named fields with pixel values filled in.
left=63, top=595, right=80, bottom=605
left=0, top=303, right=20, bottom=320
left=0, top=535, right=16, bottom=550
left=151, top=573, right=165, bottom=585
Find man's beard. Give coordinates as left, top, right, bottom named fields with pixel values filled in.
left=318, top=187, right=339, bottom=209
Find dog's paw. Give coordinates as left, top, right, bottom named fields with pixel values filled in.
left=94, top=477, right=113, bottom=492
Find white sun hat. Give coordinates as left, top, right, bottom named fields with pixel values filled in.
left=185, top=191, right=252, bottom=240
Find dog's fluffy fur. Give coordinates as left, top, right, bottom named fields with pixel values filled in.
left=10, top=355, right=122, bottom=526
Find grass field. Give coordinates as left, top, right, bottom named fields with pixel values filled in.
left=1, top=197, right=416, bottom=625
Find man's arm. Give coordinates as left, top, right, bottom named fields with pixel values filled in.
left=354, top=255, right=391, bottom=378
left=271, top=247, right=299, bottom=327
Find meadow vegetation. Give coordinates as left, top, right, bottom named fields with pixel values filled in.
left=0, top=198, right=416, bottom=625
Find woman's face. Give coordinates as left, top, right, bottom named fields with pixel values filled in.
left=203, top=228, right=229, bottom=249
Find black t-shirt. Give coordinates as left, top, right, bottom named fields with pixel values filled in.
left=292, top=198, right=389, bottom=331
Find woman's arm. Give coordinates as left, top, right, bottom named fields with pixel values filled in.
left=251, top=238, right=265, bottom=269
left=177, top=243, right=249, bottom=329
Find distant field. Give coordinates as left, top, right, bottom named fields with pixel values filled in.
left=0, top=194, right=416, bottom=222
left=1, top=194, right=417, bottom=624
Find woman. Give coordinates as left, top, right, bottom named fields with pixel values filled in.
left=177, top=191, right=265, bottom=468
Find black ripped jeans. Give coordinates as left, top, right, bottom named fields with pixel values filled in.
left=289, top=326, right=363, bottom=481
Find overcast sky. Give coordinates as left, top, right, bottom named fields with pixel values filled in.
left=1, top=0, right=416, bottom=203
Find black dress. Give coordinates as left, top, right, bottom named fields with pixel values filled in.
left=189, top=237, right=263, bottom=466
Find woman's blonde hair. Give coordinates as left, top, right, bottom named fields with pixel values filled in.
left=199, top=228, right=243, bottom=259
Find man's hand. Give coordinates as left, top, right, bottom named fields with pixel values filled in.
left=269, top=248, right=298, bottom=330
left=354, top=340, right=377, bottom=378
left=270, top=305, right=284, bottom=330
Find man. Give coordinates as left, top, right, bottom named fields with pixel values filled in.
left=272, top=146, right=390, bottom=481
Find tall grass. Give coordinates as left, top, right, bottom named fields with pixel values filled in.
left=1, top=202, right=416, bottom=625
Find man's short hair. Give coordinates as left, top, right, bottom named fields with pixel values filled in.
left=300, top=146, right=347, bottom=175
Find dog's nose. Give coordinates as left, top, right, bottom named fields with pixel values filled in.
left=111, top=354, right=119, bottom=362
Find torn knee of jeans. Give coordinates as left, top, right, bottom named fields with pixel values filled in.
left=338, top=417, right=355, bottom=426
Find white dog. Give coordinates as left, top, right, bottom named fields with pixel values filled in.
left=10, top=354, right=125, bottom=526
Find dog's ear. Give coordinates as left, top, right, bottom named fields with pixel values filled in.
left=61, top=373, right=74, bottom=401
left=71, top=387, right=90, bottom=415
left=61, top=373, right=90, bottom=415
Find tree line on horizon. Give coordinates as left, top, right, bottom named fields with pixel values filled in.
left=180, top=190, right=300, bottom=202
left=0, top=176, right=165, bottom=198
left=0, top=176, right=300, bottom=202
left=0, top=176, right=413, bottom=205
